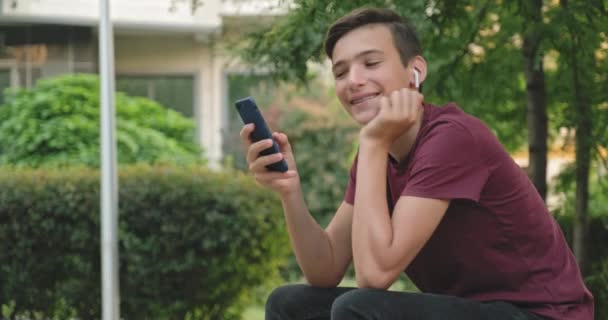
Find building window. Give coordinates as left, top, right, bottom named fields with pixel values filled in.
left=18, top=64, right=42, bottom=88
left=0, top=25, right=96, bottom=88
left=116, top=75, right=195, bottom=118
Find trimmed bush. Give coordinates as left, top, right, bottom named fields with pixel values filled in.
left=0, top=165, right=289, bottom=319
left=0, top=74, right=202, bottom=167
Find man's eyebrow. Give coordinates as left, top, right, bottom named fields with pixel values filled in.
left=332, top=49, right=384, bottom=71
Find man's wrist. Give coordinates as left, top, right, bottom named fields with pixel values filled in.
left=358, top=136, right=391, bottom=154
left=278, top=179, right=303, bottom=200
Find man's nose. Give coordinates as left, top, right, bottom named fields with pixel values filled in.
left=347, top=66, right=366, bottom=87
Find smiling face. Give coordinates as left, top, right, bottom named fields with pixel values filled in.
left=331, top=24, right=412, bottom=126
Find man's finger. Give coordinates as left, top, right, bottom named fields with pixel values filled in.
left=379, top=95, right=390, bottom=116
left=249, top=152, right=284, bottom=172
left=415, top=93, right=424, bottom=119
left=273, top=132, right=292, bottom=153
left=255, top=170, right=296, bottom=183
left=399, top=88, right=410, bottom=115
left=390, top=90, right=401, bottom=114
left=410, top=88, right=419, bottom=117
left=246, top=139, right=273, bottom=164
left=239, top=123, right=255, bottom=146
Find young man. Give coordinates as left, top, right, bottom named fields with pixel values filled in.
left=239, top=7, right=594, bottom=320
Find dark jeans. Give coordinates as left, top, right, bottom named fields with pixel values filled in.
left=265, top=284, right=545, bottom=320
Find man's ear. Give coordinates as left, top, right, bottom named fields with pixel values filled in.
left=409, top=56, right=427, bottom=88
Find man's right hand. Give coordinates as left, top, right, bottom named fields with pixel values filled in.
left=240, top=123, right=300, bottom=196
left=240, top=123, right=354, bottom=288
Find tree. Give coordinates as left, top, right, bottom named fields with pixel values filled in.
left=545, top=0, right=608, bottom=273
left=170, top=0, right=205, bottom=14
left=0, top=74, right=203, bottom=168
left=235, top=0, right=537, bottom=184
left=521, top=0, right=548, bottom=200
left=233, top=0, right=608, bottom=271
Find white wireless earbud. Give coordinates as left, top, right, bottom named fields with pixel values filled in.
left=413, top=69, right=420, bottom=89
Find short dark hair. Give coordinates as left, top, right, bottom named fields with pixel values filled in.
left=324, top=7, right=422, bottom=68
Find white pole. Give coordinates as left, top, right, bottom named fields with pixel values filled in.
left=99, top=0, right=120, bottom=319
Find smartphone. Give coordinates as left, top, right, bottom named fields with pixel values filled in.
left=234, top=97, right=288, bottom=172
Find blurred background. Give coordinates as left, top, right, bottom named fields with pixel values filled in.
left=0, top=0, right=606, bottom=319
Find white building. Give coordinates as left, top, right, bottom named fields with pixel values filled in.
left=0, top=0, right=286, bottom=167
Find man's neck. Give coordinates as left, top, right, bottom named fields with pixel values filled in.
left=388, top=111, right=423, bottom=165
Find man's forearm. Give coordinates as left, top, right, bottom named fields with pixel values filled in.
left=280, top=189, right=342, bottom=287
left=352, top=142, right=395, bottom=286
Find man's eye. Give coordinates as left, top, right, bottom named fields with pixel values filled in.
left=366, top=61, right=380, bottom=67
left=334, top=71, right=346, bottom=79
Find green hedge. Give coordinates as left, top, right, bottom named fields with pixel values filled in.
left=0, top=165, right=289, bottom=319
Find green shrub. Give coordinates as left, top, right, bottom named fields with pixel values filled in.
left=0, top=74, right=202, bottom=167
left=289, top=124, right=357, bottom=226
left=0, top=165, right=289, bottom=319
left=551, top=160, right=608, bottom=319
left=554, top=212, right=608, bottom=320
left=274, top=122, right=356, bottom=282
left=585, top=257, right=608, bottom=320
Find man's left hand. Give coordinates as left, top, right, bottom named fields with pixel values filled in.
left=359, top=88, right=424, bottom=148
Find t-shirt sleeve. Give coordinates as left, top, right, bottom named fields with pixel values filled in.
left=402, top=122, right=489, bottom=202
left=344, top=154, right=358, bottom=205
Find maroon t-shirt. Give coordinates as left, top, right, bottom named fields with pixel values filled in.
left=344, top=102, right=594, bottom=320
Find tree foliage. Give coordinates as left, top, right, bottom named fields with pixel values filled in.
left=0, top=74, right=203, bottom=167
left=235, top=0, right=608, bottom=250
left=235, top=0, right=535, bottom=151
left=542, top=0, right=608, bottom=273
left=232, top=2, right=608, bottom=306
